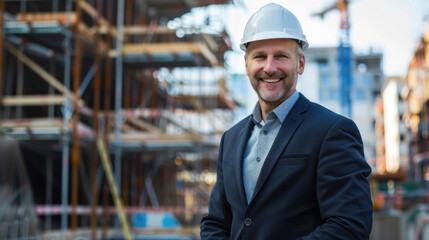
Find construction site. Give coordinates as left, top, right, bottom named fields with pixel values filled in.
left=1, top=0, right=429, bottom=239
left=0, top=0, right=238, bottom=239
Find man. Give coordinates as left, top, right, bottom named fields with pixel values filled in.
left=200, top=3, right=373, bottom=240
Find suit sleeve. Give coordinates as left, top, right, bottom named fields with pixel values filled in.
left=200, top=132, right=232, bottom=239
left=300, top=118, right=373, bottom=240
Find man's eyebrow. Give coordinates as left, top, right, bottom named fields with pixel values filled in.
left=249, top=50, right=266, bottom=56
left=249, top=49, right=291, bottom=55
left=274, top=50, right=291, bottom=55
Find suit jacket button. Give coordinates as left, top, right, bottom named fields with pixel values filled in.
left=244, top=218, right=253, bottom=227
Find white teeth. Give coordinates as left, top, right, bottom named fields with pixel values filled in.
left=262, top=79, right=280, bottom=83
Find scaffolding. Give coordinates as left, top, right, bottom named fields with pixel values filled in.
left=0, top=0, right=236, bottom=239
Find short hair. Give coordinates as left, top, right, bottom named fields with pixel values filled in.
left=295, top=40, right=304, bottom=60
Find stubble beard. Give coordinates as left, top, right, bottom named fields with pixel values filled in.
left=257, top=83, right=286, bottom=103
left=255, top=70, right=298, bottom=104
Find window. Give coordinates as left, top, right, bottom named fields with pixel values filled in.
left=354, top=89, right=367, bottom=101
left=355, top=75, right=373, bottom=86
left=320, top=74, right=331, bottom=86
left=316, top=58, right=329, bottom=72
left=329, top=89, right=338, bottom=101
left=319, top=88, right=338, bottom=101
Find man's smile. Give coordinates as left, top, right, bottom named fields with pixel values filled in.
left=260, top=78, right=283, bottom=83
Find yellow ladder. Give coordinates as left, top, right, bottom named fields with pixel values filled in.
left=97, top=137, right=133, bottom=240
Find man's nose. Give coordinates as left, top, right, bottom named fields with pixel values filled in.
left=263, top=57, right=277, bottom=74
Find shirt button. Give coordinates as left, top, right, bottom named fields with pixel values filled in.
left=244, top=218, right=253, bottom=227
left=263, top=130, right=268, bottom=135
left=256, top=157, right=261, bottom=162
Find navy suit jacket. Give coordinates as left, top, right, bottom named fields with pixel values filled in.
left=200, top=94, right=373, bottom=240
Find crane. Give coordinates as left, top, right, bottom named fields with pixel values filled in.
left=313, top=0, right=353, bottom=118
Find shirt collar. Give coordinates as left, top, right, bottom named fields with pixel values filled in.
left=251, top=91, right=300, bottom=125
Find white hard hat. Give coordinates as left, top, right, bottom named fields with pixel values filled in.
left=240, top=3, right=309, bottom=51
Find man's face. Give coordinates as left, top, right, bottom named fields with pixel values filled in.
left=245, top=38, right=305, bottom=106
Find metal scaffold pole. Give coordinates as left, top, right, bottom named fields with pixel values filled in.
left=115, top=0, right=125, bottom=195
left=90, top=1, right=102, bottom=238
left=61, top=0, right=73, bottom=232
left=71, top=0, right=83, bottom=231
left=0, top=0, right=5, bottom=112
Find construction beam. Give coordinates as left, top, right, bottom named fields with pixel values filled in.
left=4, top=42, right=83, bottom=106
left=2, top=95, right=83, bottom=106
left=112, top=42, right=219, bottom=66
left=202, top=33, right=219, bottom=52
left=198, top=42, right=219, bottom=66
left=124, top=116, right=160, bottom=133
left=97, top=138, right=133, bottom=240
left=122, top=25, right=175, bottom=35
left=121, top=42, right=203, bottom=54
left=79, top=0, right=117, bottom=36
left=16, top=12, right=78, bottom=25
left=185, top=95, right=207, bottom=112
left=1, top=118, right=64, bottom=129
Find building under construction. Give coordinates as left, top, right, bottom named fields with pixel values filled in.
left=0, top=0, right=238, bottom=239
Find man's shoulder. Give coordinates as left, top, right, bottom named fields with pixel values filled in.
left=296, top=94, right=343, bottom=119
left=308, top=101, right=341, bottom=118
left=299, top=95, right=355, bottom=127
left=225, top=116, right=252, bottom=134
left=305, top=99, right=359, bottom=131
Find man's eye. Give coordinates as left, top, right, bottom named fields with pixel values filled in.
left=254, top=55, right=265, bottom=59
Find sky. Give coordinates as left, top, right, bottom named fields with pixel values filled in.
left=223, top=0, right=429, bottom=76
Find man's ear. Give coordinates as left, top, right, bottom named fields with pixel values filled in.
left=245, top=55, right=249, bottom=76
left=298, top=55, right=305, bottom=75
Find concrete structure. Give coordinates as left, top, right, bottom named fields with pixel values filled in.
left=373, top=76, right=409, bottom=180
left=402, top=19, right=429, bottom=188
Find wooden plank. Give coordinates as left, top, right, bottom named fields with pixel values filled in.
left=122, top=42, right=202, bottom=54
left=2, top=95, right=83, bottom=106
left=78, top=22, right=94, bottom=42
left=202, top=33, right=218, bottom=52
left=78, top=22, right=108, bottom=53
left=198, top=42, right=218, bottom=66
left=78, top=1, right=98, bottom=19
left=122, top=25, right=175, bottom=35
left=97, top=138, right=134, bottom=240
left=160, top=112, right=197, bottom=134
left=16, top=12, right=78, bottom=25
left=79, top=1, right=117, bottom=36
left=15, top=12, right=109, bottom=54
left=1, top=118, right=64, bottom=128
left=99, top=18, right=117, bottom=36
left=124, top=116, right=160, bottom=133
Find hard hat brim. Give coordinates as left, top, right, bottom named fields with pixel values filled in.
left=240, top=32, right=309, bottom=51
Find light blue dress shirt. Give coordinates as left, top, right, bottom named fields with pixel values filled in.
left=243, top=91, right=299, bottom=203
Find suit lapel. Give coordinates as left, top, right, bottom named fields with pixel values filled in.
left=250, top=95, right=309, bottom=203
left=235, top=117, right=254, bottom=207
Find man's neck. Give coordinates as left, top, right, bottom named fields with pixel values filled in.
left=258, top=91, right=297, bottom=122
left=259, top=100, right=281, bottom=122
